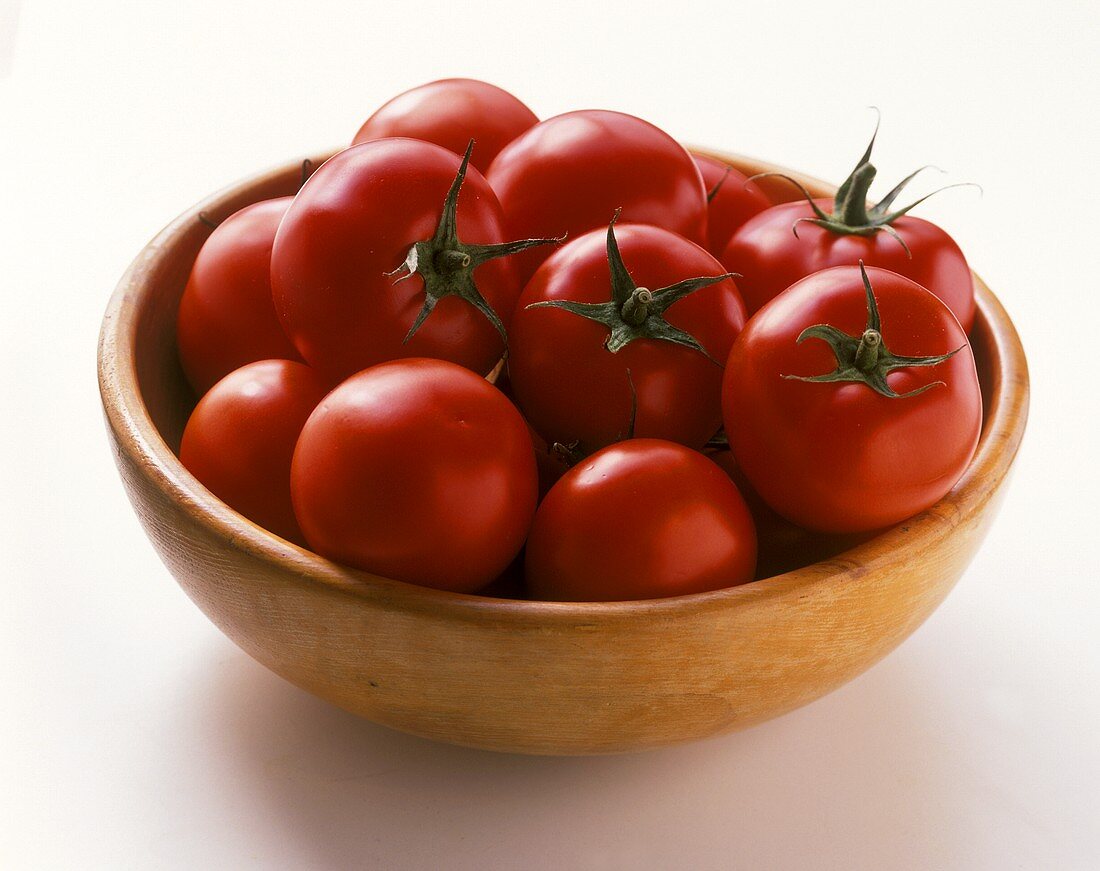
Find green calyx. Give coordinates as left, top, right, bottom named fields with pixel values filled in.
left=388, top=140, right=564, bottom=345
left=785, top=262, right=962, bottom=399
left=751, top=110, right=979, bottom=257
left=525, top=210, right=734, bottom=363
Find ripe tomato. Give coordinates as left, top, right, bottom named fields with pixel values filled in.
left=179, top=360, right=329, bottom=544
left=508, top=219, right=745, bottom=452
left=352, top=78, right=538, bottom=172
left=693, top=154, right=771, bottom=256
left=705, top=447, right=871, bottom=579
left=723, top=264, right=982, bottom=533
left=720, top=127, right=975, bottom=331
left=491, top=368, right=571, bottom=498
left=271, top=139, right=558, bottom=384
left=486, top=110, right=708, bottom=282
left=525, top=439, right=757, bottom=601
left=176, top=198, right=301, bottom=395
left=291, top=358, right=538, bottom=593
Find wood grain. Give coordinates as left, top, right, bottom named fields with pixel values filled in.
left=97, top=148, right=1030, bottom=755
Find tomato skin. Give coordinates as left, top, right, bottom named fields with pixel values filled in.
left=352, top=78, right=538, bottom=172
left=721, top=198, right=975, bottom=332
left=176, top=198, right=301, bottom=395
left=508, top=224, right=745, bottom=452
left=525, top=422, right=571, bottom=499
left=693, top=154, right=772, bottom=257
left=723, top=266, right=982, bottom=534
left=486, top=110, right=708, bottom=283
left=525, top=440, right=757, bottom=602
left=271, top=139, right=519, bottom=384
left=290, top=359, right=538, bottom=592
left=705, top=448, right=871, bottom=579
left=179, top=360, right=329, bottom=545
left=492, top=369, right=571, bottom=498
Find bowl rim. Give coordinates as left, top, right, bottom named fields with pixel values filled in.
left=97, top=147, right=1030, bottom=623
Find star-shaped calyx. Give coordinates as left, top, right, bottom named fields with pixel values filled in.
left=388, top=140, right=563, bottom=344
left=525, top=211, right=735, bottom=363
left=785, top=262, right=963, bottom=399
left=751, top=110, right=979, bottom=256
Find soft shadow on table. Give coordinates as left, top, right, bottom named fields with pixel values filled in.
left=183, top=644, right=979, bottom=870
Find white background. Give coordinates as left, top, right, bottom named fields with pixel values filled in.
left=2, top=1, right=1098, bottom=868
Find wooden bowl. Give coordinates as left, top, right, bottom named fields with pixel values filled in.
left=98, top=149, right=1029, bottom=755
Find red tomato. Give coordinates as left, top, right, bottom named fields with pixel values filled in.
left=176, top=198, right=301, bottom=395
left=525, top=439, right=757, bottom=601
left=722, top=200, right=974, bottom=331
left=179, top=360, right=329, bottom=544
left=723, top=264, right=982, bottom=533
left=508, top=220, right=745, bottom=452
left=271, top=139, right=556, bottom=384
left=720, top=131, right=974, bottom=330
left=492, top=368, right=572, bottom=498
left=352, top=78, right=538, bottom=172
left=486, top=110, right=708, bottom=283
left=291, top=358, right=538, bottom=593
left=693, top=154, right=771, bottom=256
left=705, top=448, right=871, bottom=579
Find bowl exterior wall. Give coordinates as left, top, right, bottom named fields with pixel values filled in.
left=110, top=427, right=1008, bottom=754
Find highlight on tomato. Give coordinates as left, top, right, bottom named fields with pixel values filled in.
left=179, top=359, right=330, bottom=545
left=290, top=358, right=539, bottom=593
left=351, top=78, right=539, bottom=172
left=486, top=109, right=708, bottom=283
left=525, top=439, right=757, bottom=602
left=508, top=214, right=746, bottom=453
left=271, top=139, right=561, bottom=384
left=723, top=263, right=982, bottom=534
left=721, top=116, right=977, bottom=331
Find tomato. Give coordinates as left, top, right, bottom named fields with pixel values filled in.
left=693, top=154, right=771, bottom=256
left=723, top=264, right=982, bottom=533
left=492, top=368, right=571, bottom=498
left=179, top=360, right=329, bottom=544
left=720, top=127, right=975, bottom=331
left=486, top=110, right=708, bottom=283
left=513, top=413, right=570, bottom=499
left=352, top=78, right=538, bottom=172
left=271, top=139, right=558, bottom=384
left=723, top=201, right=974, bottom=331
left=525, top=439, right=757, bottom=601
left=290, top=358, right=538, bottom=592
left=508, top=219, right=745, bottom=452
left=176, top=198, right=301, bottom=395
left=705, top=447, right=871, bottom=579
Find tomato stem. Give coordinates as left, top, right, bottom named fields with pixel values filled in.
left=620, top=288, right=653, bottom=325
left=854, top=329, right=882, bottom=371
left=387, top=139, right=564, bottom=346
left=525, top=212, right=734, bottom=363
left=437, top=250, right=472, bottom=272
left=834, top=163, right=876, bottom=228
left=783, top=262, right=963, bottom=399
left=748, top=110, right=979, bottom=255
